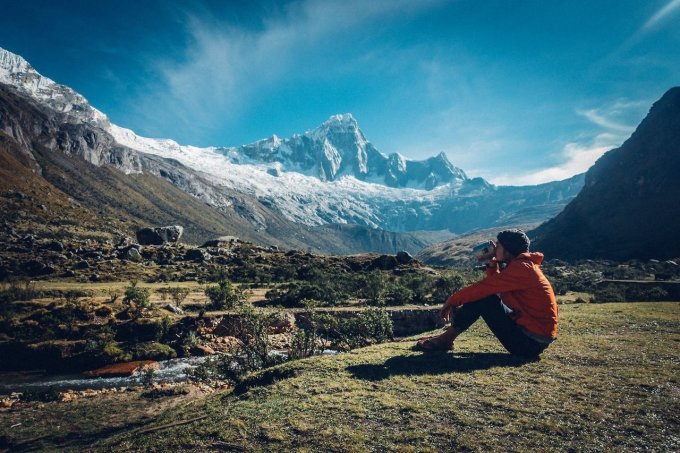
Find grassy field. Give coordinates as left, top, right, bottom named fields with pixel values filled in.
left=1, top=302, right=678, bottom=451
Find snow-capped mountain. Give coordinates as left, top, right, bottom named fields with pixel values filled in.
left=0, top=46, right=585, bottom=235
left=217, top=113, right=467, bottom=190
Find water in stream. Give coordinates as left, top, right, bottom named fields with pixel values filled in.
left=0, top=350, right=338, bottom=394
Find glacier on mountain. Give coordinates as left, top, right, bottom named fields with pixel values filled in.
left=0, top=46, right=584, bottom=233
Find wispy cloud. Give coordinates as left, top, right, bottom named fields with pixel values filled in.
left=642, top=0, right=680, bottom=31
left=489, top=100, right=647, bottom=186
left=130, top=0, right=442, bottom=144
left=600, top=0, right=680, bottom=68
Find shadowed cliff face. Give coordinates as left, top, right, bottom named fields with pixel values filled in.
left=531, top=87, right=680, bottom=261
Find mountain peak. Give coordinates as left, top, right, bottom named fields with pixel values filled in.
left=323, top=113, right=357, bottom=126
left=0, top=47, right=32, bottom=75
left=0, top=46, right=108, bottom=126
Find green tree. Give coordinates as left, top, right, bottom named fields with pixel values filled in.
left=205, top=276, right=246, bottom=309
left=123, top=281, right=151, bottom=318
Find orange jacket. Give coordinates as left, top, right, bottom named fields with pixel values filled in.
left=446, top=252, right=558, bottom=338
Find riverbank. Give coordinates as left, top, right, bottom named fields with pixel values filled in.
left=1, top=302, right=678, bottom=451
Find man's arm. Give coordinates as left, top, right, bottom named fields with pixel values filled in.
left=445, top=261, right=531, bottom=307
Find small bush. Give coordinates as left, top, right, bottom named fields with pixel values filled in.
left=358, top=270, right=386, bottom=305
left=20, top=386, right=61, bottom=403
left=384, top=283, right=414, bottom=306
left=102, top=342, right=132, bottom=362
left=123, top=281, right=151, bottom=317
left=205, top=277, right=245, bottom=310
left=431, top=272, right=472, bottom=303
left=132, top=341, right=177, bottom=361
left=593, top=285, right=626, bottom=303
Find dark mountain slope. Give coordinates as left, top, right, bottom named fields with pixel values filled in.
left=531, top=87, right=680, bottom=260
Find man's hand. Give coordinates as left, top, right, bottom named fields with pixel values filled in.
left=440, top=302, right=457, bottom=322
left=476, top=240, right=496, bottom=262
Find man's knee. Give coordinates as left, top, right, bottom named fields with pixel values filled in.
left=468, top=294, right=501, bottom=308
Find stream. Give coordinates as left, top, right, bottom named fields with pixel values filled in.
left=0, top=350, right=338, bottom=394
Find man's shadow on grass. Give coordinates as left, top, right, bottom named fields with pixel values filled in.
left=347, top=352, right=537, bottom=381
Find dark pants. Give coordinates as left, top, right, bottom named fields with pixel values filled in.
left=452, top=295, right=549, bottom=357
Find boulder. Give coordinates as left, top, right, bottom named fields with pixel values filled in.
left=370, top=254, right=399, bottom=270
left=24, top=260, right=54, bottom=277
left=268, top=312, right=296, bottom=333
left=45, top=240, right=65, bottom=252
left=190, top=344, right=216, bottom=356
left=136, top=228, right=163, bottom=245
left=125, top=247, right=143, bottom=262
left=396, top=251, right=414, bottom=265
left=83, top=360, right=160, bottom=378
left=136, top=226, right=183, bottom=245
left=185, top=248, right=210, bottom=262
left=74, top=260, right=89, bottom=269
left=163, top=303, right=184, bottom=315
left=201, top=236, right=239, bottom=248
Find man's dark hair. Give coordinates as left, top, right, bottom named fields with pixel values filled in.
left=497, top=229, right=530, bottom=257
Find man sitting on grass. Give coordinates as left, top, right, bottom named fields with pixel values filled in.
left=416, top=229, right=558, bottom=358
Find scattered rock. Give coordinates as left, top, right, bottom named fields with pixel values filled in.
left=4, top=190, right=27, bottom=200
left=45, top=241, right=65, bottom=252
left=23, top=260, right=54, bottom=277
left=20, top=234, right=35, bottom=245
left=163, top=303, right=184, bottom=315
left=201, top=236, right=239, bottom=248
left=125, top=247, right=143, bottom=262
left=184, top=248, right=210, bottom=262
left=89, top=274, right=101, bottom=282
left=74, top=260, right=89, bottom=269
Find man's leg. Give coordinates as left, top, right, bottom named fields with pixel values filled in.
left=417, top=295, right=503, bottom=350
left=451, top=295, right=502, bottom=332
left=472, top=300, right=547, bottom=357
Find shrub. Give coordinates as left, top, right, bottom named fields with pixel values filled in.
left=308, top=307, right=394, bottom=351
left=132, top=341, right=177, bottom=361
left=384, top=283, right=414, bottom=306
left=102, top=342, right=132, bottom=362
left=593, top=285, right=626, bottom=303
left=189, top=305, right=283, bottom=383
left=228, top=305, right=282, bottom=380
left=399, top=273, right=433, bottom=304
left=20, top=386, right=61, bottom=403
left=138, top=367, right=156, bottom=388
left=183, top=330, right=201, bottom=348
left=123, top=281, right=151, bottom=318
left=205, top=277, right=245, bottom=309
left=358, top=270, right=386, bottom=305
left=431, top=272, right=471, bottom=303
left=625, top=285, right=668, bottom=302
left=168, top=287, right=191, bottom=308
left=289, top=300, right=329, bottom=359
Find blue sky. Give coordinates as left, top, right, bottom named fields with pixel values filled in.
left=1, top=0, right=679, bottom=185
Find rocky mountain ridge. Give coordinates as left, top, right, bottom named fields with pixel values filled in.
left=1, top=46, right=584, bottom=246
left=218, top=113, right=468, bottom=189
